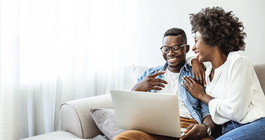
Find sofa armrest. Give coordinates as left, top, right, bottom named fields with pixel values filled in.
left=254, top=63, right=265, bottom=94
left=60, top=94, right=113, bottom=139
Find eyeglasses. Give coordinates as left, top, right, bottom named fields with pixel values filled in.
left=160, top=44, right=187, bottom=54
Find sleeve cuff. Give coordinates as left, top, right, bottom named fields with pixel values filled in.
left=186, top=56, right=197, bottom=66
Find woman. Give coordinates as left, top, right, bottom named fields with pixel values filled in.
left=182, top=7, right=265, bottom=140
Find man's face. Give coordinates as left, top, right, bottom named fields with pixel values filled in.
left=162, top=35, right=188, bottom=69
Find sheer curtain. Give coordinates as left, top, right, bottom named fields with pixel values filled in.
left=0, top=0, right=126, bottom=139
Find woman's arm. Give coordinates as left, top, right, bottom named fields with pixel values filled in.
left=182, top=57, right=254, bottom=124
left=186, top=56, right=211, bottom=86
left=208, top=57, right=253, bottom=123
left=181, top=76, right=214, bottom=105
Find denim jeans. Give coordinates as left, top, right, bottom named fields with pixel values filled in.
left=216, top=117, right=265, bottom=140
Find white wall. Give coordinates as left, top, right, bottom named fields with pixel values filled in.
left=123, top=0, right=265, bottom=65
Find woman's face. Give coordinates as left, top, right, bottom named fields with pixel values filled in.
left=192, top=32, right=213, bottom=62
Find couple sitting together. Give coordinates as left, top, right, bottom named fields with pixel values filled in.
left=114, top=7, right=265, bottom=140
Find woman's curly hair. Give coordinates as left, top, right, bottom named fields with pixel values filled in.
left=190, top=7, right=246, bottom=56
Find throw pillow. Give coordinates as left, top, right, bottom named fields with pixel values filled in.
left=89, top=134, right=108, bottom=140
left=90, top=108, right=127, bottom=140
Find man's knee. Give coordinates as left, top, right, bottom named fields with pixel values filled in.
left=113, top=130, right=151, bottom=140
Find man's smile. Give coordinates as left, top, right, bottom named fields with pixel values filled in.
left=167, top=57, right=178, bottom=63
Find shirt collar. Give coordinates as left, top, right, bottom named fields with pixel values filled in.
left=182, top=61, right=189, bottom=71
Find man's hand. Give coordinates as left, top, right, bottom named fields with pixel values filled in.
left=191, top=58, right=206, bottom=86
left=180, top=124, right=207, bottom=140
left=132, top=71, right=168, bottom=92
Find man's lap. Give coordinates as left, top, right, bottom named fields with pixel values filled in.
left=113, top=130, right=177, bottom=140
left=113, top=117, right=211, bottom=140
left=113, top=130, right=211, bottom=140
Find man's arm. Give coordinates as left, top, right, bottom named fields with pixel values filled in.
left=180, top=89, right=216, bottom=140
left=131, top=71, right=168, bottom=92
left=180, top=115, right=216, bottom=140
left=202, top=115, right=216, bottom=137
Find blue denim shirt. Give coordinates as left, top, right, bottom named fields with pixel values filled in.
left=136, top=62, right=210, bottom=124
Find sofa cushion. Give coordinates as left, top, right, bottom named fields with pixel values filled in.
left=133, top=65, right=158, bottom=80
left=19, top=131, right=79, bottom=140
left=90, top=108, right=126, bottom=140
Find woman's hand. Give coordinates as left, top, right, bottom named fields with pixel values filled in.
left=182, top=76, right=213, bottom=105
left=191, top=58, right=206, bottom=86
left=180, top=124, right=207, bottom=140
left=182, top=76, right=205, bottom=100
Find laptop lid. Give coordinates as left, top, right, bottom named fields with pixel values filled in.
left=110, top=89, right=183, bottom=138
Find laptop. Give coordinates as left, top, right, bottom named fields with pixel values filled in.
left=110, top=89, right=186, bottom=138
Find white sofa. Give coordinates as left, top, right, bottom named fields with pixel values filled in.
left=20, top=65, right=137, bottom=140
left=21, top=64, right=265, bottom=140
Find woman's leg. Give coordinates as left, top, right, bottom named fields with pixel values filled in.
left=216, top=117, right=265, bottom=140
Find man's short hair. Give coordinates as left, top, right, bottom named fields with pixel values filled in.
left=163, top=28, right=187, bottom=44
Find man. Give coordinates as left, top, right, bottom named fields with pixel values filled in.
left=114, top=28, right=217, bottom=140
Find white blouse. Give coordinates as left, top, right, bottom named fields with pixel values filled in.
left=206, top=51, right=265, bottom=125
